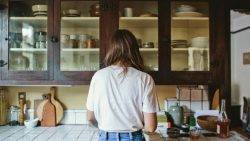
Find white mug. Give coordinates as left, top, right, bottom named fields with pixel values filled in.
left=124, top=7, right=133, bottom=17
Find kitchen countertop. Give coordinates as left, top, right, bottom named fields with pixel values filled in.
left=0, top=125, right=249, bottom=141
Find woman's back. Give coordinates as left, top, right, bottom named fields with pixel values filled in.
left=87, top=65, right=157, bottom=132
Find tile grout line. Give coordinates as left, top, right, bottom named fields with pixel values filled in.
left=76, top=126, right=86, bottom=141
left=17, top=127, right=37, bottom=141
left=31, top=127, right=51, bottom=141
left=46, top=126, right=67, bottom=141
left=0, top=126, right=14, bottom=135
left=61, top=125, right=74, bottom=139
left=2, top=126, right=26, bottom=141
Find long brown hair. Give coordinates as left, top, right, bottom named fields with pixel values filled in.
left=104, top=29, right=144, bottom=71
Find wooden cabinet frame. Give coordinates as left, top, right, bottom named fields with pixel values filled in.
left=0, top=0, right=229, bottom=86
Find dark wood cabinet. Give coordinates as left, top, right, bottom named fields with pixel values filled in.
left=0, top=0, right=229, bottom=85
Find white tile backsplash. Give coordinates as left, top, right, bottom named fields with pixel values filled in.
left=61, top=110, right=76, bottom=124
left=23, top=109, right=87, bottom=125
left=75, top=111, right=87, bottom=124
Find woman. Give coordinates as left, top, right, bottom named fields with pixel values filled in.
left=86, top=29, right=159, bottom=141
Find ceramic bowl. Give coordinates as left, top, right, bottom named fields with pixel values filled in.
left=24, top=118, right=39, bottom=128
left=197, top=115, right=218, bottom=132
left=63, top=9, right=81, bottom=16
left=191, top=37, right=209, bottom=48
left=32, top=5, right=48, bottom=12
left=177, top=5, right=196, bottom=12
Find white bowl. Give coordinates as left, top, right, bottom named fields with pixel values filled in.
left=24, top=118, right=39, bottom=128
left=63, top=9, right=81, bottom=16
left=177, top=5, right=196, bottom=12
left=191, top=37, right=209, bottom=48
left=32, top=5, right=47, bottom=12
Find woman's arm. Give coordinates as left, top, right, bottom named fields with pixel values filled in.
left=87, top=110, right=98, bottom=128
left=143, top=112, right=157, bottom=132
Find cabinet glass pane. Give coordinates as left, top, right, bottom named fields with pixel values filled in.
left=119, top=1, right=158, bottom=71
left=171, top=1, right=209, bottom=71
left=9, top=0, right=48, bottom=71
left=60, top=1, right=100, bottom=71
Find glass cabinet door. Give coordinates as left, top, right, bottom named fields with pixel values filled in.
left=119, top=1, right=158, bottom=71
left=60, top=1, right=100, bottom=71
left=8, top=0, right=50, bottom=71
left=171, top=1, right=210, bottom=71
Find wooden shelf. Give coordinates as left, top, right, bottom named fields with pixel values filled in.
left=10, top=48, right=47, bottom=52
left=10, top=17, right=47, bottom=28
left=172, top=47, right=209, bottom=52
left=139, top=48, right=158, bottom=52
left=61, top=17, right=99, bottom=28
left=172, top=17, right=209, bottom=21
left=119, top=17, right=209, bottom=28
left=61, top=48, right=99, bottom=52
left=9, top=16, right=208, bottom=28
left=172, top=16, right=209, bottom=28
left=120, top=17, right=157, bottom=28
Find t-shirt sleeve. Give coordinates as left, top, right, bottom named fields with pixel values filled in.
left=142, top=76, right=160, bottom=113
left=86, top=75, right=96, bottom=111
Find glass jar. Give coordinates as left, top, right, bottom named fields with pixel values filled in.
left=79, top=34, right=89, bottom=48
left=69, top=35, right=79, bottom=48
left=9, top=106, right=19, bottom=126
left=61, top=34, right=70, bottom=48
left=168, top=102, right=183, bottom=127
left=86, top=36, right=96, bottom=48
left=11, top=54, right=30, bottom=71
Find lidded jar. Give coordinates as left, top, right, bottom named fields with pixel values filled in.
left=69, top=34, right=79, bottom=48
left=61, top=34, right=70, bottom=48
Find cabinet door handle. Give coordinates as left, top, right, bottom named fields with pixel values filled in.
left=0, top=60, right=8, bottom=67
left=5, top=37, right=9, bottom=41
left=51, top=36, right=58, bottom=43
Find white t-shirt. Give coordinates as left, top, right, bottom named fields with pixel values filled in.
left=86, top=65, right=159, bottom=132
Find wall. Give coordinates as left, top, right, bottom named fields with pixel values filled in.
left=231, top=13, right=250, bottom=106
left=6, top=85, right=177, bottom=110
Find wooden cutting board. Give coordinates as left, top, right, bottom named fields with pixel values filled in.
left=212, top=89, right=220, bottom=110
left=50, top=87, right=64, bottom=124
left=41, top=94, right=56, bottom=127
left=37, top=96, right=47, bottom=121
left=34, top=99, right=43, bottom=118
left=37, top=87, right=64, bottom=124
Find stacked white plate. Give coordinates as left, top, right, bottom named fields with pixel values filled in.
left=175, top=5, right=203, bottom=17
left=32, top=5, right=47, bottom=17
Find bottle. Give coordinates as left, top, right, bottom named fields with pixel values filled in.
left=189, top=115, right=196, bottom=130
left=217, top=99, right=230, bottom=138
left=165, top=112, right=172, bottom=129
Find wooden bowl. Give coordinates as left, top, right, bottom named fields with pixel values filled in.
left=197, top=115, right=218, bottom=132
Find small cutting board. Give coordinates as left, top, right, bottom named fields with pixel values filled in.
left=212, top=89, right=220, bottom=110
left=41, top=94, right=56, bottom=127
left=37, top=87, right=64, bottom=124
left=50, top=87, right=64, bottom=124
